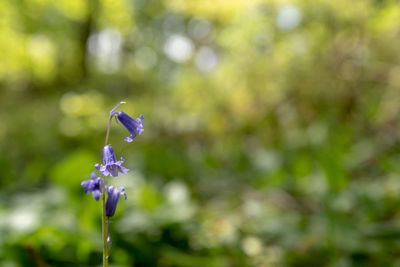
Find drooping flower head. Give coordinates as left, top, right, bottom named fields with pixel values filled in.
left=81, top=171, right=104, bottom=201
left=106, top=186, right=127, bottom=217
left=115, top=112, right=144, bottom=143
left=95, top=145, right=129, bottom=177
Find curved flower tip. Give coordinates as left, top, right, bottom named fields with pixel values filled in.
left=96, top=145, right=130, bottom=177
left=110, top=102, right=126, bottom=116
left=81, top=171, right=104, bottom=201
left=106, top=186, right=126, bottom=217
left=116, top=111, right=144, bottom=143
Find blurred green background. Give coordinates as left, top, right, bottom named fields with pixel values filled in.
left=1, top=0, right=400, bottom=266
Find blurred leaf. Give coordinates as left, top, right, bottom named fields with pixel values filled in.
left=50, top=150, right=96, bottom=188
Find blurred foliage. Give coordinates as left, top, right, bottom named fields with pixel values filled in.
left=1, top=0, right=400, bottom=266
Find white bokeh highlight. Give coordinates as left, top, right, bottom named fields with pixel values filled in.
left=276, top=5, right=302, bottom=31
left=163, top=34, right=194, bottom=63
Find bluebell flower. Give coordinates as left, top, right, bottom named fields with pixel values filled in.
left=116, top=112, right=144, bottom=143
left=95, top=145, right=129, bottom=177
left=81, top=171, right=103, bottom=201
left=106, top=186, right=126, bottom=217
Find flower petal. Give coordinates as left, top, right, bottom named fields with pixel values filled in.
left=140, top=115, right=144, bottom=126
left=92, top=190, right=100, bottom=201
left=91, top=171, right=98, bottom=180
left=103, top=145, right=117, bottom=165
left=106, top=186, right=126, bottom=217
left=108, top=165, right=119, bottom=177
left=101, top=168, right=110, bottom=177
left=117, top=165, right=130, bottom=174
left=124, top=135, right=134, bottom=143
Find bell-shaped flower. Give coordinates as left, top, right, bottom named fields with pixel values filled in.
left=116, top=112, right=144, bottom=143
left=81, top=172, right=104, bottom=201
left=95, top=145, right=129, bottom=177
left=106, top=186, right=126, bottom=217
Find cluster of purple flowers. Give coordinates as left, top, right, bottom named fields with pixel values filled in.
left=81, top=104, right=144, bottom=217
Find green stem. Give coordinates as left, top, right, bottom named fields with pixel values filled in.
left=102, top=114, right=113, bottom=267
left=105, top=116, right=113, bottom=146
left=102, top=102, right=125, bottom=266
left=102, top=176, right=108, bottom=267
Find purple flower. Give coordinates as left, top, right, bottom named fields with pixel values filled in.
left=116, top=112, right=144, bottom=143
left=95, top=145, right=129, bottom=177
left=81, top=172, right=103, bottom=201
left=106, top=186, right=126, bottom=217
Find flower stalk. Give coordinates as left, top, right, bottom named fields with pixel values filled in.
left=102, top=173, right=108, bottom=267
left=102, top=107, right=117, bottom=267
left=81, top=101, right=144, bottom=267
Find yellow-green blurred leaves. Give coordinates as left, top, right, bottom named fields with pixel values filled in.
left=52, top=0, right=88, bottom=21
left=26, top=35, right=56, bottom=81
left=0, top=2, right=27, bottom=81
left=166, top=0, right=265, bottom=22
left=60, top=91, right=105, bottom=117
left=369, top=2, right=400, bottom=37
left=98, top=0, right=134, bottom=34
left=137, top=183, right=163, bottom=211
left=59, top=91, right=106, bottom=136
